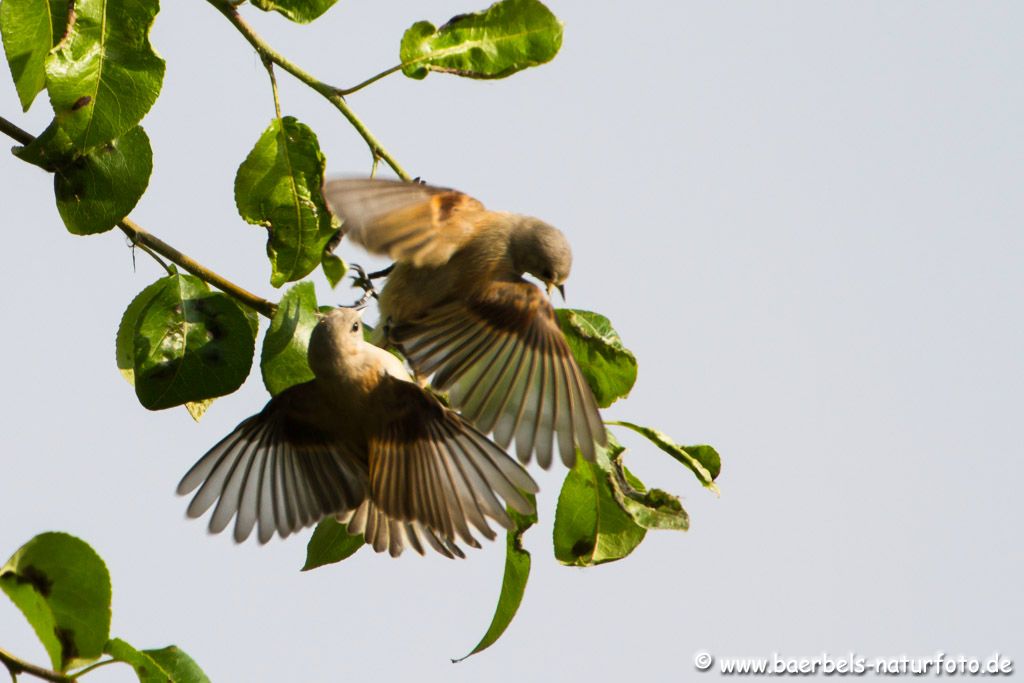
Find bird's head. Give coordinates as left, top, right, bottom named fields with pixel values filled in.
left=510, top=218, right=573, bottom=299
left=308, top=307, right=364, bottom=377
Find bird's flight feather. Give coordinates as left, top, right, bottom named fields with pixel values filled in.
left=324, top=178, right=484, bottom=267
left=392, top=281, right=606, bottom=467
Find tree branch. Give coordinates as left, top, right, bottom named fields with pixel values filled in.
left=0, top=648, right=73, bottom=683
left=118, top=218, right=277, bottom=318
left=0, top=115, right=278, bottom=319
left=207, top=0, right=411, bottom=180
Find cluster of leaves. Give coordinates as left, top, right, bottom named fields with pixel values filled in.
left=0, top=0, right=723, bottom=666
left=0, top=533, right=208, bottom=682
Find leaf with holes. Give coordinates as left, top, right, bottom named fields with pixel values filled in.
left=400, top=0, right=562, bottom=80
left=236, top=117, right=335, bottom=287
left=131, top=273, right=255, bottom=410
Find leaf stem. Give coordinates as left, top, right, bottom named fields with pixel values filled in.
left=208, top=1, right=411, bottom=180
left=0, top=114, right=278, bottom=319
left=261, top=54, right=283, bottom=119
left=67, top=659, right=117, bottom=679
left=337, top=64, right=403, bottom=96
left=0, top=647, right=73, bottom=683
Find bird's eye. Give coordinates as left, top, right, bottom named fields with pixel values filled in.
left=351, top=322, right=360, bottom=333
left=542, top=269, right=554, bottom=281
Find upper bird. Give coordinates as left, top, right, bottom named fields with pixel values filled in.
left=177, top=307, right=538, bottom=558
left=323, top=178, right=606, bottom=469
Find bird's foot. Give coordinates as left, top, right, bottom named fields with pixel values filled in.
left=349, top=263, right=379, bottom=300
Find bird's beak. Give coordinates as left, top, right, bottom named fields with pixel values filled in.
left=544, top=282, right=566, bottom=300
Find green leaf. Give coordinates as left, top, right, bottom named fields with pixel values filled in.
left=235, top=116, right=335, bottom=288
left=250, top=0, right=337, bottom=24
left=0, top=532, right=111, bottom=672
left=609, top=421, right=721, bottom=493
left=45, top=0, right=164, bottom=150
left=104, top=639, right=171, bottom=683
left=13, top=118, right=75, bottom=170
left=614, top=464, right=688, bottom=532
left=302, top=518, right=364, bottom=571
left=132, top=273, right=256, bottom=410
left=52, top=125, right=152, bottom=235
left=455, top=496, right=536, bottom=662
left=321, top=251, right=347, bottom=288
left=400, top=0, right=562, bottom=80
left=116, top=277, right=166, bottom=384
left=555, top=309, right=637, bottom=408
left=143, top=646, right=210, bottom=683
left=0, top=0, right=68, bottom=110
left=118, top=277, right=223, bottom=420
left=261, top=281, right=318, bottom=396
left=552, top=440, right=646, bottom=567
left=103, top=640, right=210, bottom=683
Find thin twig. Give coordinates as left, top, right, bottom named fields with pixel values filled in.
left=67, top=659, right=117, bottom=679
left=127, top=235, right=172, bottom=273
left=0, top=114, right=277, bottom=319
left=337, top=64, right=403, bottom=96
left=0, top=648, right=73, bottom=683
left=207, top=1, right=411, bottom=180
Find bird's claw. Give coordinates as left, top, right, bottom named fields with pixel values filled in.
left=349, top=263, right=378, bottom=300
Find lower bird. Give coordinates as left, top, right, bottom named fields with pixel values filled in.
left=323, top=177, right=607, bottom=470
left=177, top=307, right=538, bottom=558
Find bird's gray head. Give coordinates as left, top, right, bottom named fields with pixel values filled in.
left=509, top=218, right=573, bottom=294
left=307, top=308, right=364, bottom=377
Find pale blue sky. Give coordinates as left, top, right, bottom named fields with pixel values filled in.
left=2, top=1, right=1021, bottom=680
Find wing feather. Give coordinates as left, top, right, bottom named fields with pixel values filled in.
left=393, top=281, right=607, bottom=469
left=177, top=383, right=368, bottom=543
left=322, top=178, right=485, bottom=267
left=364, top=376, right=537, bottom=556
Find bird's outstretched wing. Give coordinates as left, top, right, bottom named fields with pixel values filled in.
left=322, top=177, right=485, bottom=267
left=339, top=501, right=467, bottom=560
left=177, top=383, right=368, bottom=544
left=362, top=376, right=538, bottom=557
left=391, top=281, right=607, bottom=469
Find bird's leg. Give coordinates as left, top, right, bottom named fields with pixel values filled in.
left=348, top=263, right=379, bottom=300
left=348, top=289, right=374, bottom=310
left=366, top=264, right=393, bottom=280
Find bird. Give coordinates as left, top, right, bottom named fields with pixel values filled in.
left=322, top=177, right=606, bottom=470
left=176, top=306, right=538, bottom=558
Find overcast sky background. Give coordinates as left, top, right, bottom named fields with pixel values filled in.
left=1, top=1, right=1021, bottom=680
